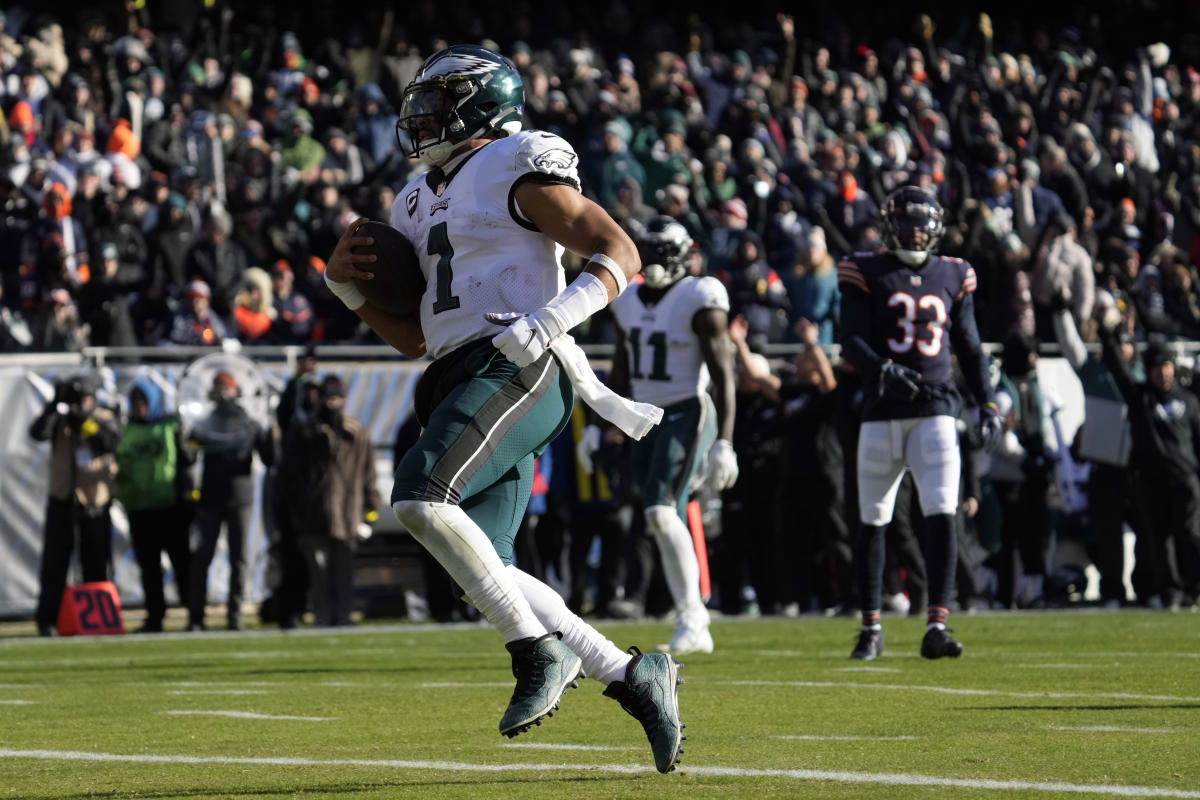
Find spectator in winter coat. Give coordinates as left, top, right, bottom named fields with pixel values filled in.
left=1030, top=213, right=1095, bottom=338
left=186, top=371, right=276, bottom=631
left=269, top=260, right=314, bottom=343
left=279, top=376, right=379, bottom=626
left=163, top=279, right=228, bottom=346
left=115, top=376, right=193, bottom=633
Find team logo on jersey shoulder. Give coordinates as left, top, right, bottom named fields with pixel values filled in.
left=533, top=148, right=577, bottom=172
left=430, top=199, right=449, bottom=215
left=405, top=189, right=420, bottom=218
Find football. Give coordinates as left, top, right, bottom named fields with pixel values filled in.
left=350, top=221, right=425, bottom=317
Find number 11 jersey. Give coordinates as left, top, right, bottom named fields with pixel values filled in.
left=609, top=276, right=730, bottom=408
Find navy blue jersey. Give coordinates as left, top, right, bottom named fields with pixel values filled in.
left=838, top=252, right=992, bottom=421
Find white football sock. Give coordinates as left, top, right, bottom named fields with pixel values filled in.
left=392, top=500, right=546, bottom=642
left=645, top=504, right=708, bottom=624
left=507, top=565, right=632, bottom=685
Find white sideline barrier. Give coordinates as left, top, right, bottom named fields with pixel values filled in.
left=0, top=346, right=1102, bottom=619
left=0, top=358, right=423, bottom=618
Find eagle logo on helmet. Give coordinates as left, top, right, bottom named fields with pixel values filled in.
left=637, top=216, right=693, bottom=289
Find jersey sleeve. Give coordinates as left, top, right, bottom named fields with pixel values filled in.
left=507, top=132, right=582, bottom=230
left=511, top=131, right=581, bottom=190
left=947, top=257, right=977, bottom=300
left=692, top=276, right=731, bottom=313
left=837, top=258, right=869, bottom=295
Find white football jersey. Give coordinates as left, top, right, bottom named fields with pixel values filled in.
left=390, top=130, right=582, bottom=359
left=609, top=276, right=730, bottom=407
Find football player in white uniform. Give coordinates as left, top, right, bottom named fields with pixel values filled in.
left=609, top=216, right=739, bottom=655
left=323, top=45, right=684, bottom=773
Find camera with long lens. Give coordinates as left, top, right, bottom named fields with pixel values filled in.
left=53, top=375, right=95, bottom=428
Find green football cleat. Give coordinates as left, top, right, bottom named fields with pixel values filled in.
left=498, top=632, right=583, bottom=738
left=604, top=646, right=685, bottom=774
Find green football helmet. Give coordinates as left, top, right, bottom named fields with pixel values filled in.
left=637, top=216, right=693, bottom=289
left=397, top=44, right=524, bottom=167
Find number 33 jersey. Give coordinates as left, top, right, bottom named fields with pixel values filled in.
left=389, top=130, right=582, bottom=359
left=838, top=252, right=980, bottom=421
left=609, top=276, right=730, bottom=408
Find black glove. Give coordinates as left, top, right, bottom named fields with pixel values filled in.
left=1050, top=288, right=1070, bottom=314
left=879, top=361, right=921, bottom=401
left=977, top=401, right=1003, bottom=452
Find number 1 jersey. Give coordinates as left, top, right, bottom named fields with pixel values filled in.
left=389, top=130, right=582, bottom=359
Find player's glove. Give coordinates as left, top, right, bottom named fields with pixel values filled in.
left=707, top=438, right=739, bottom=491
left=879, top=361, right=921, bottom=401
left=977, top=401, right=1003, bottom=453
left=487, top=311, right=554, bottom=368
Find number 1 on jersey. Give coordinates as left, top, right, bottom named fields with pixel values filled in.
left=428, top=221, right=461, bottom=314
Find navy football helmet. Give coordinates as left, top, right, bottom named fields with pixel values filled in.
left=397, top=45, right=524, bottom=167
left=882, top=186, right=944, bottom=267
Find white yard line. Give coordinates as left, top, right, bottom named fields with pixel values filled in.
left=1050, top=725, right=1176, bottom=734
left=162, top=710, right=334, bottom=722
left=832, top=666, right=903, bottom=673
left=419, top=681, right=515, bottom=688
left=723, top=680, right=1200, bottom=704
left=0, top=700, right=33, bottom=705
left=501, top=743, right=635, bottom=751
left=157, top=681, right=275, bottom=687
left=165, top=690, right=271, bottom=696
left=774, top=734, right=918, bottom=741
left=0, top=748, right=1198, bottom=797
left=1013, top=664, right=1096, bottom=669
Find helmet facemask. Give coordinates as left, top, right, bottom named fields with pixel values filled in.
left=883, top=189, right=944, bottom=267
left=400, top=76, right=480, bottom=166
left=638, top=219, right=692, bottom=289
left=397, top=47, right=525, bottom=167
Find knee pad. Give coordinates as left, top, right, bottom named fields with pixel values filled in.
left=645, top=505, right=681, bottom=540
left=392, top=499, right=433, bottom=533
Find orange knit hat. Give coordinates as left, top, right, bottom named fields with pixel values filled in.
left=106, top=119, right=140, bottom=158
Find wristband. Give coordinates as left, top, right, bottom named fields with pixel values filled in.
left=587, top=252, right=628, bottom=296
left=324, top=269, right=367, bottom=311
left=532, top=271, right=610, bottom=340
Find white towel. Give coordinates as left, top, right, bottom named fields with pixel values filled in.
left=548, top=334, right=662, bottom=440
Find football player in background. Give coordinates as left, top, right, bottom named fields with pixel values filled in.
left=837, top=186, right=1001, bottom=660
left=609, top=217, right=739, bottom=655
left=323, top=45, right=684, bottom=773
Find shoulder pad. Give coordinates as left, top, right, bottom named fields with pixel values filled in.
left=512, top=131, right=580, bottom=187
left=837, top=260, right=868, bottom=292
left=692, top=275, right=731, bottom=312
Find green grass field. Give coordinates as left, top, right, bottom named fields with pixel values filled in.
left=1, top=611, right=1198, bottom=799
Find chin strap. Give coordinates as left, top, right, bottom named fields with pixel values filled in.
left=896, top=249, right=929, bottom=266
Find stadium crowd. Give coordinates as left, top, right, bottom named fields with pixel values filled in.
left=6, top=2, right=1200, bottom=622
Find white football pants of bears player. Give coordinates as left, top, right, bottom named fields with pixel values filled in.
left=856, top=415, right=961, bottom=526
